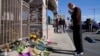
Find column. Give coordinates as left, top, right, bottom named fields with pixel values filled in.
left=0, top=0, right=1, bottom=45
left=20, top=0, right=23, bottom=38
left=0, top=0, right=1, bottom=31
left=42, top=0, right=47, bottom=40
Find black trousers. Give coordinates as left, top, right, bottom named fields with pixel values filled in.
left=73, top=25, right=83, bottom=53
left=63, top=25, right=65, bottom=32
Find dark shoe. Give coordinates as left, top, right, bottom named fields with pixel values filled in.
left=79, top=52, right=84, bottom=55
left=77, top=52, right=84, bottom=55
left=74, top=52, right=84, bottom=56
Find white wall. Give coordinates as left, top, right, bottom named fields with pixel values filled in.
left=42, top=0, right=47, bottom=39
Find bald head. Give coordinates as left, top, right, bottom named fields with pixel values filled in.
left=68, top=3, right=75, bottom=10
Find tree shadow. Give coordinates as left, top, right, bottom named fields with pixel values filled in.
left=51, top=48, right=75, bottom=55
left=53, top=49, right=75, bottom=52
left=54, top=32, right=62, bottom=34
left=66, top=30, right=73, bottom=32
left=95, top=39, right=100, bottom=41
left=52, top=51, right=74, bottom=55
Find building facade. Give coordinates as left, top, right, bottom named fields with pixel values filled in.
left=0, top=0, right=58, bottom=46
left=0, top=0, right=30, bottom=45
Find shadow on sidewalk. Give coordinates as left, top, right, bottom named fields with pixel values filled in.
left=51, top=48, right=75, bottom=55
left=95, top=39, right=100, bottom=41
left=54, top=32, right=66, bottom=34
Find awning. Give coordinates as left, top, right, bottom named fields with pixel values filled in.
left=28, top=0, right=58, bottom=13
left=29, top=0, right=43, bottom=7
left=48, top=0, right=58, bottom=13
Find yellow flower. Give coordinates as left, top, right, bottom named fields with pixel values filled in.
left=30, top=34, right=37, bottom=39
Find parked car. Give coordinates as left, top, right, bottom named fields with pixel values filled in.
left=69, top=21, right=100, bottom=32
left=82, top=21, right=100, bottom=31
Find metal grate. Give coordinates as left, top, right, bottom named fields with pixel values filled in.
left=0, top=0, right=29, bottom=45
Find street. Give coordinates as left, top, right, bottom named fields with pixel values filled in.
left=67, top=31, right=100, bottom=56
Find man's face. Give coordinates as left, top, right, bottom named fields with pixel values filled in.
left=68, top=5, right=73, bottom=10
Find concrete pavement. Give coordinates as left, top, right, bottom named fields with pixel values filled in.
left=47, top=25, right=76, bottom=56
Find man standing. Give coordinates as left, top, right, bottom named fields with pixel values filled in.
left=59, top=17, right=63, bottom=33
left=55, top=18, right=59, bottom=32
left=62, top=19, right=66, bottom=32
left=68, top=3, right=84, bottom=55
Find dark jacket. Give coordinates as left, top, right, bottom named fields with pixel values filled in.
left=62, top=19, right=65, bottom=25
left=55, top=19, right=59, bottom=26
left=71, top=7, right=81, bottom=25
left=59, top=18, right=64, bottom=25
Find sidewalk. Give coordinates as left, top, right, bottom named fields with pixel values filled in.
left=47, top=25, right=76, bottom=56
left=0, top=25, right=75, bottom=56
